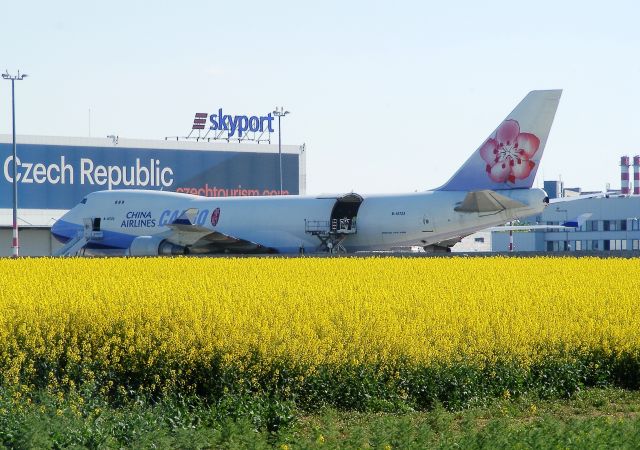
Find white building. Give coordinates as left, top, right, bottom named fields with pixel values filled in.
left=451, top=231, right=491, bottom=252
left=492, top=195, right=640, bottom=252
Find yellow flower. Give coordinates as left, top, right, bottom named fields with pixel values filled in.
left=0, top=256, right=637, bottom=397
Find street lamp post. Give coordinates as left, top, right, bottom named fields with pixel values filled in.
left=2, top=70, right=28, bottom=258
left=272, top=107, right=289, bottom=194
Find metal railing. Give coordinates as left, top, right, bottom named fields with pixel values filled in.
left=305, top=219, right=357, bottom=234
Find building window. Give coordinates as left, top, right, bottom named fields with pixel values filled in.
left=545, top=241, right=569, bottom=252
left=603, top=220, right=610, bottom=231
left=474, top=237, right=485, bottom=243
left=620, top=220, right=627, bottom=231
left=603, top=240, right=627, bottom=251
left=546, top=241, right=565, bottom=252
left=592, top=240, right=600, bottom=250
left=575, top=240, right=582, bottom=251
left=633, top=240, right=640, bottom=250
left=585, top=220, right=598, bottom=232
left=608, top=240, right=627, bottom=250
left=632, top=220, right=640, bottom=231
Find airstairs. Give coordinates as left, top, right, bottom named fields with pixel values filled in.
left=53, top=218, right=103, bottom=257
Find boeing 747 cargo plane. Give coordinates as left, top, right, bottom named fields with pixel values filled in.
left=51, top=90, right=562, bottom=256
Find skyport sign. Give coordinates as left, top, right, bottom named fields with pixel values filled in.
left=192, top=109, right=275, bottom=138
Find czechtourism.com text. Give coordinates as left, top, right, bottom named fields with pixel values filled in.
left=175, top=184, right=289, bottom=197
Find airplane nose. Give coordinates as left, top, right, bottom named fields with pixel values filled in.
left=51, top=218, right=66, bottom=243
left=51, top=215, right=75, bottom=244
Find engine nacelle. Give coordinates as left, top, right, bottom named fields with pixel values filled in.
left=128, top=236, right=189, bottom=256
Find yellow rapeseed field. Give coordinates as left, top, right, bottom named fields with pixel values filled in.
left=0, top=256, right=638, bottom=400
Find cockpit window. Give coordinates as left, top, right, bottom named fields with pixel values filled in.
left=80, top=198, right=87, bottom=204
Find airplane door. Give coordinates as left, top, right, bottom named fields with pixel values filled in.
left=83, top=217, right=102, bottom=240
left=83, top=217, right=100, bottom=232
left=422, top=214, right=434, bottom=232
left=330, top=193, right=363, bottom=232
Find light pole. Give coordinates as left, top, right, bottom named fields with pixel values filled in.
left=272, top=106, right=289, bottom=194
left=2, top=70, right=28, bottom=258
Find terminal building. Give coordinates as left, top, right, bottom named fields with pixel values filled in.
left=491, top=156, right=640, bottom=252
left=0, top=134, right=306, bottom=256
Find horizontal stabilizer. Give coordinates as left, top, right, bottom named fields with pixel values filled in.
left=490, top=224, right=575, bottom=232
left=562, top=213, right=592, bottom=228
left=454, top=190, right=526, bottom=213
left=488, top=213, right=593, bottom=231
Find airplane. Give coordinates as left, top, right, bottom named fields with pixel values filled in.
left=51, top=90, right=562, bottom=256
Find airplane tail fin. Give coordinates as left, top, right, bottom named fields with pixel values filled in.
left=438, top=90, right=562, bottom=191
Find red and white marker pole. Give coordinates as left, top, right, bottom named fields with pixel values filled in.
left=11, top=219, right=18, bottom=258
left=509, top=229, right=513, bottom=252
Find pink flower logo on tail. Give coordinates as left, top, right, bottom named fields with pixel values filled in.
left=479, top=120, right=540, bottom=184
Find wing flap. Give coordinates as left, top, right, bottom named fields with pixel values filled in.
left=164, top=224, right=267, bottom=252
left=160, top=208, right=272, bottom=252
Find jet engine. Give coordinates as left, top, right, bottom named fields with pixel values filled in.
left=128, top=236, right=189, bottom=256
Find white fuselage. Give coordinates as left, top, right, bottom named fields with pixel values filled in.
left=52, top=188, right=547, bottom=254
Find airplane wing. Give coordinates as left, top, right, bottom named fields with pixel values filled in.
left=161, top=208, right=268, bottom=252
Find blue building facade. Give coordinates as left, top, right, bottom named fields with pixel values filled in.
left=0, top=135, right=305, bottom=211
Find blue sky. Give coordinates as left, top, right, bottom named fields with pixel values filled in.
left=1, top=1, right=639, bottom=194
